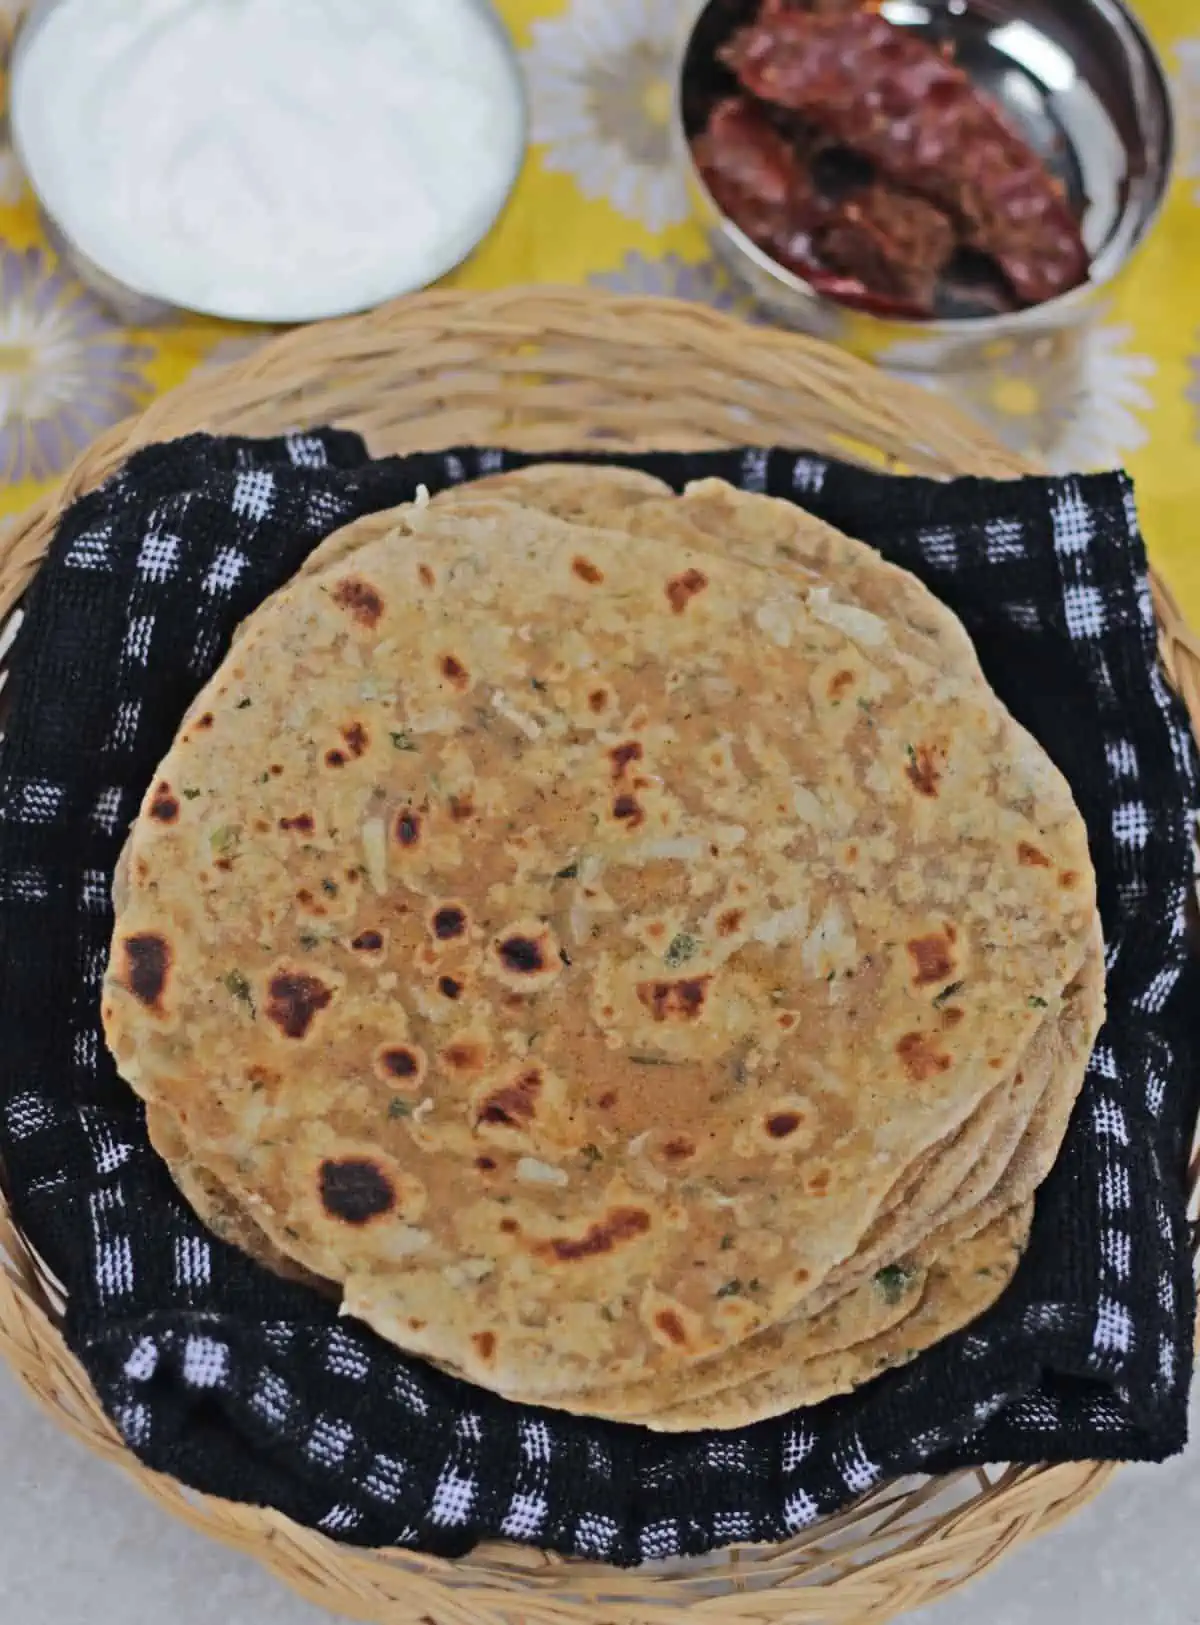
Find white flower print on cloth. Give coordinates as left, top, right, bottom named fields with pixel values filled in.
left=524, top=0, right=689, bottom=232
left=0, top=245, right=154, bottom=483
left=590, top=249, right=746, bottom=311
left=904, top=320, right=1154, bottom=473
left=1174, top=38, right=1200, bottom=203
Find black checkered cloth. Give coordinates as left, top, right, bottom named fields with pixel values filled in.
left=0, top=432, right=1196, bottom=1565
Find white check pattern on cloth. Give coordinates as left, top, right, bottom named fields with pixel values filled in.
left=0, top=436, right=1196, bottom=1566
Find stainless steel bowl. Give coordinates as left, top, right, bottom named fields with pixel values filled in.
left=674, top=0, right=1175, bottom=372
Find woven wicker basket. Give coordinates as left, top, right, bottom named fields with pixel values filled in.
left=0, top=286, right=1197, bottom=1625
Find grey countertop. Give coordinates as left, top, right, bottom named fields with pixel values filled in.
left=2, top=1361, right=1197, bottom=1625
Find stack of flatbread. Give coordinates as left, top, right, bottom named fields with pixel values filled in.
left=102, top=466, right=1105, bottom=1431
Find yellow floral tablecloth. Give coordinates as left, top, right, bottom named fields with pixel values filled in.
left=0, top=0, right=1197, bottom=610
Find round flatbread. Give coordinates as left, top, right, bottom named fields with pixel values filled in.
left=104, top=490, right=1099, bottom=1400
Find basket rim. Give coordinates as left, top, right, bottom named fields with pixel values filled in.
left=0, top=284, right=1196, bottom=1625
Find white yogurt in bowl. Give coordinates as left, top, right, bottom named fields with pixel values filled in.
left=11, top=0, right=527, bottom=322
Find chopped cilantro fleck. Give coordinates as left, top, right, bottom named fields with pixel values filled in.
left=664, top=932, right=700, bottom=969
left=715, top=1279, right=743, bottom=1299
left=222, top=970, right=254, bottom=1013
left=874, top=1264, right=916, bottom=1304
left=390, top=731, right=418, bottom=752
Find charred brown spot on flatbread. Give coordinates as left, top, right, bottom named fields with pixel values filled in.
left=536, top=1206, right=651, bottom=1262
left=439, top=975, right=463, bottom=1000
left=341, top=722, right=369, bottom=758
left=394, top=809, right=422, bottom=848
left=331, top=577, right=384, bottom=628
left=827, top=668, right=856, bottom=701
left=896, top=1030, right=953, bottom=1082
left=637, top=976, right=710, bottom=1023
left=149, top=784, right=179, bottom=823
left=572, top=556, right=604, bottom=585
left=588, top=688, right=610, bottom=714
left=120, top=933, right=171, bottom=1011
left=431, top=905, right=468, bottom=941
left=324, top=749, right=347, bottom=769
left=472, top=1331, right=497, bottom=1362
left=266, top=971, right=334, bottom=1039
left=195, top=713, right=214, bottom=731
left=610, top=740, right=644, bottom=780
left=905, top=744, right=942, bottom=797
left=499, top=935, right=544, bottom=974
left=1018, top=841, right=1052, bottom=868
left=319, top=1158, right=395, bottom=1225
left=449, top=795, right=475, bottom=823
left=766, top=1110, right=804, bottom=1139
left=655, top=1309, right=688, bottom=1345
left=443, top=1038, right=488, bottom=1075
left=440, top=654, right=469, bottom=690
left=718, top=909, right=745, bottom=937
left=351, top=929, right=384, bottom=954
left=907, top=929, right=957, bottom=988
left=612, top=793, right=645, bottom=828
left=661, top=1136, right=696, bottom=1163
left=375, top=1045, right=425, bottom=1084
left=279, top=813, right=315, bottom=834
left=418, top=563, right=435, bottom=589
left=666, top=567, right=708, bottom=614
left=476, top=1067, right=542, bottom=1128
left=492, top=925, right=562, bottom=989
